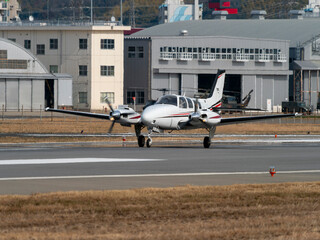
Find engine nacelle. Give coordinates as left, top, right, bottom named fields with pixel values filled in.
left=189, top=112, right=201, bottom=121
left=111, top=110, right=121, bottom=120
left=204, top=111, right=222, bottom=126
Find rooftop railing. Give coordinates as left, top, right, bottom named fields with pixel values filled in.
left=0, top=20, right=122, bottom=27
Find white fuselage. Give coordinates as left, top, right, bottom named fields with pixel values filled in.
left=141, top=103, right=221, bottom=130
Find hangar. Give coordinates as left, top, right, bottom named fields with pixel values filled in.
left=0, top=38, right=72, bottom=111
left=124, top=12, right=320, bottom=111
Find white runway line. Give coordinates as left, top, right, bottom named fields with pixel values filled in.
left=0, top=158, right=166, bottom=165
left=1, top=170, right=320, bottom=181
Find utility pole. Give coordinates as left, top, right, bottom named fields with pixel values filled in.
left=120, top=0, right=123, bottom=25
left=47, top=0, right=49, bottom=21
left=130, top=0, right=135, bottom=28
left=91, top=0, right=93, bottom=25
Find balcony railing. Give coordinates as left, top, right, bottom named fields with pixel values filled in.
left=160, top=52, right=175, bottom=60
left=234, top=53, right=250, bottom=62
left=199, top=53, right=216, bottom=61
left=159, top=51, right=286, bottom=63
left=275, top=54, right=287, bottom=62
left=256, top=54, right=271, bottom=62
left=177, top=52, right=193, bottom=61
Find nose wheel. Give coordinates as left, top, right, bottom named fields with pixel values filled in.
left=146, top=138, right=152, bottom=148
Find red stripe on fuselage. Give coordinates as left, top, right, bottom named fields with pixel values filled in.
left=130, top=115, right=141, bottom=119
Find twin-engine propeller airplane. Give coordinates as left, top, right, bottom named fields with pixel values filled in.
left=46, top=70, right=298, bottom=148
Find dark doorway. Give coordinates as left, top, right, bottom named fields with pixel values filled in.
left=224, top=74, right=242, bottom=102
left=198, top=74, right=242, bottom=102
left=45, top=79, right=54, bottom=108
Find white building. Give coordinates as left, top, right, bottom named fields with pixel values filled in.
left=159, top=0, right=203, bottom=24
left=0, top=0, right=21, bottom=22
left=0, top=22, right=130, bottom=110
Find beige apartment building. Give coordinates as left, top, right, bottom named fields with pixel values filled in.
left=0, top=23, right=130, bottom=110
left=0, top=0, right=21, bottom=22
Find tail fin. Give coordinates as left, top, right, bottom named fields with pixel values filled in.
left=205, top=70, right=226, bottom=110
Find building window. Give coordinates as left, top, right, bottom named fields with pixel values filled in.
left=36, top=44, right=45, bottom=55
left=0, top=50, right=7, bottom=59
left=100, top=66, right=114, bottom=76
left=79, top=65, right=87, bottom=76
left=79, top=92, right=87, bottom=104
left=128, top=46, right=144, bottom=58
left=79, top=39, right=87, bottom=50
left=101, top=39, right=114, bottom=49
left=127, top=91, right=145, bottom=104
left=50, top=39, right=58, bottom=49
left=50, top=65, right=58, bottom=73
left=8, top=38, right=16, bottom=42
left=128, top=46, right=135, bottom=58
left=100, top=92, right=114, bottom=104
left=24, top=40, right=31, bottom=49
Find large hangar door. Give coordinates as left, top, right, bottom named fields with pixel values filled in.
left=6, top=79, right=19, bottom=110
left=198, top=74, right=241, bottom=101
left=224, top=75, right=242, bottom=102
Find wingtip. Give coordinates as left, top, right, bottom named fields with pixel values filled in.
left=45, top=107, right=50, bottom=111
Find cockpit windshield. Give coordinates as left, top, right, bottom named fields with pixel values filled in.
left=155, top=95, right=177, bottom=106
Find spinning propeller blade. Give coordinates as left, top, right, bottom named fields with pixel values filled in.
left=108, top=120, right=116, bottom=134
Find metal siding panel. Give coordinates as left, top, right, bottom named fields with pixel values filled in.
left=0, top=79, right=5, bottom=107
left=6, top=79, right=19, bottom=110
left=19, top=80, right=32, bottom=110
left=181, top=74, right=197, bottom=97
left=32, top=80, right=44, bottom=110
left=152, top=73, right=170, bottom=99
left=256, top=76, right=262, bottom=109
left=58, top=79, right=73, bottom=106
left=242, top=75, right=255, bottom=108
left=262, top=75, right=273, bottom=109
left=274, top=75, right=288, bottom=107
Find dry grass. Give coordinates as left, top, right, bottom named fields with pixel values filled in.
left=0, top=183, right=320, bottom=239
left=0, top=117, right=320, bottom=135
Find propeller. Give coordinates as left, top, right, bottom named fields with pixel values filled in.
left=104, top=97, right=121, bottom=133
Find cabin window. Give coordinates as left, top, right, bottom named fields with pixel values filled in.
left=156, top=95, right=177, bottom=106
left=186, top=98, right=193, bottom=109
left=179, top=97, right=187, bottom=109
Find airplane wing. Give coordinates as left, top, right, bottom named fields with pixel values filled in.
left=220, top=113, right=297, bottom=125
left=45, top=108, right=111, bottom=120
left=214, top=107, right=265, bottom=111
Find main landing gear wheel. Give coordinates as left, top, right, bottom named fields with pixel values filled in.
left=146, top=138, right=152, bottom=148
left=138, top=135, right=145, bottom=147
left=203, top=136, right=211, bottom=148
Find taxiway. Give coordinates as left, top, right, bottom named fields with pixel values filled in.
left=0, top=137, right=319, bottom=195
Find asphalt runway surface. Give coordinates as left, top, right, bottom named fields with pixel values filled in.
left=0, top=137, right=320, bottom=195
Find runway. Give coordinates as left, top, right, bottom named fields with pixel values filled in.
left=0, top=137, right=319, bottom=194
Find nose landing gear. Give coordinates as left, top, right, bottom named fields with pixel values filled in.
left=136, top=126, right=153, bottom=148
left=203, top=126, right=216, bottom=148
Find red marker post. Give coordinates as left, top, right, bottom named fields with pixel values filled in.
left=269, top=166, right=276, bottom=177
left=122, top=136, right=126, bottom=147
left=133, top=97, right=136, bottom=111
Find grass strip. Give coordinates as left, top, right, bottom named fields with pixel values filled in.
left=0, top=183, right=320, bottom=239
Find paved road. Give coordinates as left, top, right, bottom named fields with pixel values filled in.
left=0, top=140, right=319, bottom=195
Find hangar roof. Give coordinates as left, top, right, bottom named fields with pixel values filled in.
left=132, top=19, right=320, bottom=47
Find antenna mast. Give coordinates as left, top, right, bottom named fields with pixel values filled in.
left=130, top=0, right=136, bottom=28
